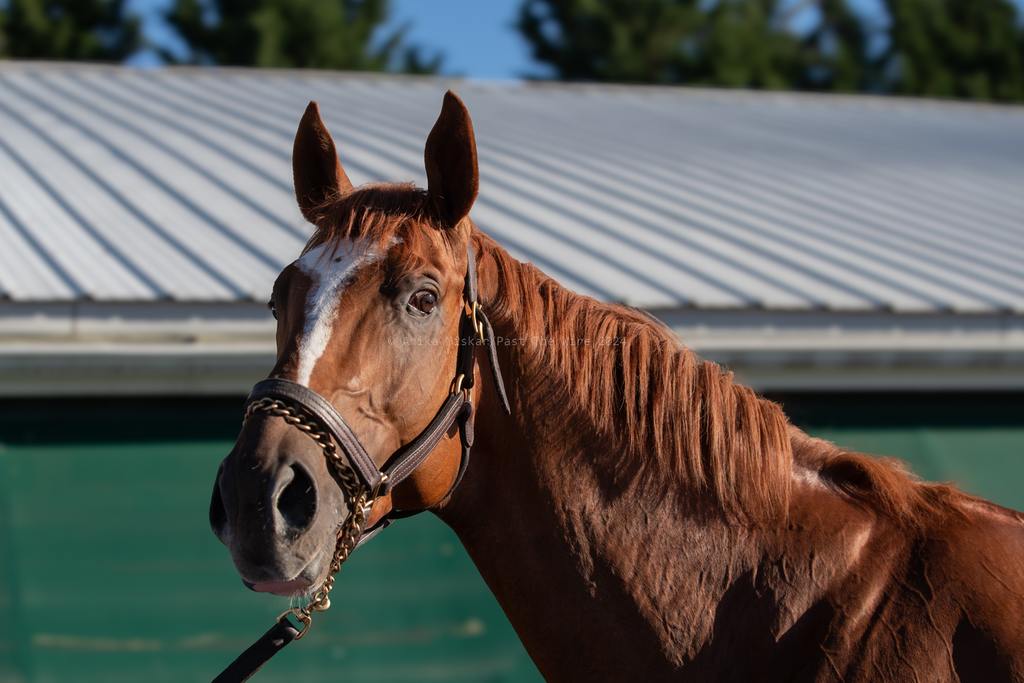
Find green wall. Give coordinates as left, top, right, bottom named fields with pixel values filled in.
left=0, top=393, right=1021, bottom=682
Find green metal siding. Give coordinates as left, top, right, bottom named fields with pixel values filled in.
left=1, top=394, right=1021, bottom=682
left=0, top=399, right=538, bottom=683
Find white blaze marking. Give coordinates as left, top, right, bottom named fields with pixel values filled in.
left=294, top=239, right=382, bottom=386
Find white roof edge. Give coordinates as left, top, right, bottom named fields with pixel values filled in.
left=0, top=343, right=1020, bottom=396
left=1, top=304, right=1023, bottom=395
left=2, top=301, right=1023, bottom=347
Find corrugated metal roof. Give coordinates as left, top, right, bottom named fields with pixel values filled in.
left=1, top=62, right=1023, bottom=313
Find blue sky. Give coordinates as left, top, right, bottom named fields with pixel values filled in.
left=388, top=0, right=535, bottom=79
left=128, top=0, right=1024, bottom=78
left=128, top=0, right=538, bottom=77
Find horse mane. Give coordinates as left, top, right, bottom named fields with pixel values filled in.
left=473, top=231, right=972, bottom=526
left=474, top=230, right=793, bottom=520
left=304, top=183, right=968, bottom=527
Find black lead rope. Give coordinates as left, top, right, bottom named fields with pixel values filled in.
left=211, top=620, right=300, bottom=683
left=212, top=244, right=509, bottom=683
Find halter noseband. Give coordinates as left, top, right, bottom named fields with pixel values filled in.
left=214, top=243, right=510, bottom=683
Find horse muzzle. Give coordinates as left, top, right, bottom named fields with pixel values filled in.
left=209, top=419, right=350, bottom=594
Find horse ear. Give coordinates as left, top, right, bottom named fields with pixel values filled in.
left=293, top=101, right=354, bottom=224
left=424, top=91, right=479, bottom=228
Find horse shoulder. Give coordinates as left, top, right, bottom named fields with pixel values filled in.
left=923, top=497, right=1024, bottom=682
left=804, top=489, right=1024, bottom=683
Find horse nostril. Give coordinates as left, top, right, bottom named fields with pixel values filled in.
left=275, top=463, right=317, bottom=533
left=210, top=469, right=228, bottom=540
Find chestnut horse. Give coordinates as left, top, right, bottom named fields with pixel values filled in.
left=211, top=92, right=1024, bottom=682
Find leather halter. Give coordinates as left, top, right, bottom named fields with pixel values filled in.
left=213, top=243, right=510, bottom=682
left=246, top=243, right=509, bottom=526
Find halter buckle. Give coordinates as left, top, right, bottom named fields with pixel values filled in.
left=470, top=301, right=485, bottom=343
left=370, top=475, right=389, bottom=501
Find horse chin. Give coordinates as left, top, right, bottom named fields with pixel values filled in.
left=247, top=576, right=315, bottom=597
left=241, top=545, right=331, bottom=597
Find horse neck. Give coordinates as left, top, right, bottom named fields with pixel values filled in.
left=436, top=234, right=830, bottom=679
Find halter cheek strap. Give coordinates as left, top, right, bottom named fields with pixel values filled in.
left=213, top=243, right=510, bottom=683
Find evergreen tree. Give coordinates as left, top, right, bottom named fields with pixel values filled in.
left=0, top=0, right=139, bottom=61
left=798, top=0, right=878, bottom=92
left=694, top=0, right=804, bottom=89
left=515, top=0, right=707, bottom=83
left=516, top=0, right=838, bottom=88
left=883, top=0, right=1024, bottom=101
left=163, top=0, right=441, bottom=73
left=516, top=0, right=1024, bottom=101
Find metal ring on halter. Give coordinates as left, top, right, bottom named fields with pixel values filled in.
left=277, top=607, right=312, bottom=640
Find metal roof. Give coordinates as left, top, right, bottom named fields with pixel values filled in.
left=1, top=62, right=1023, bottom=313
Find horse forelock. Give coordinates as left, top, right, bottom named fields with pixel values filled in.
left=303, top=183, right=460, bottom=266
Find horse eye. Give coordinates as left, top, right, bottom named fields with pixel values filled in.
left=267, top=298, right=278, bottom=320
left=407, top=289, right=438, bottom=315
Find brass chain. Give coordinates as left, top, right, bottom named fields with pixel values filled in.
left=244, top=397, right=371, bottom=639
